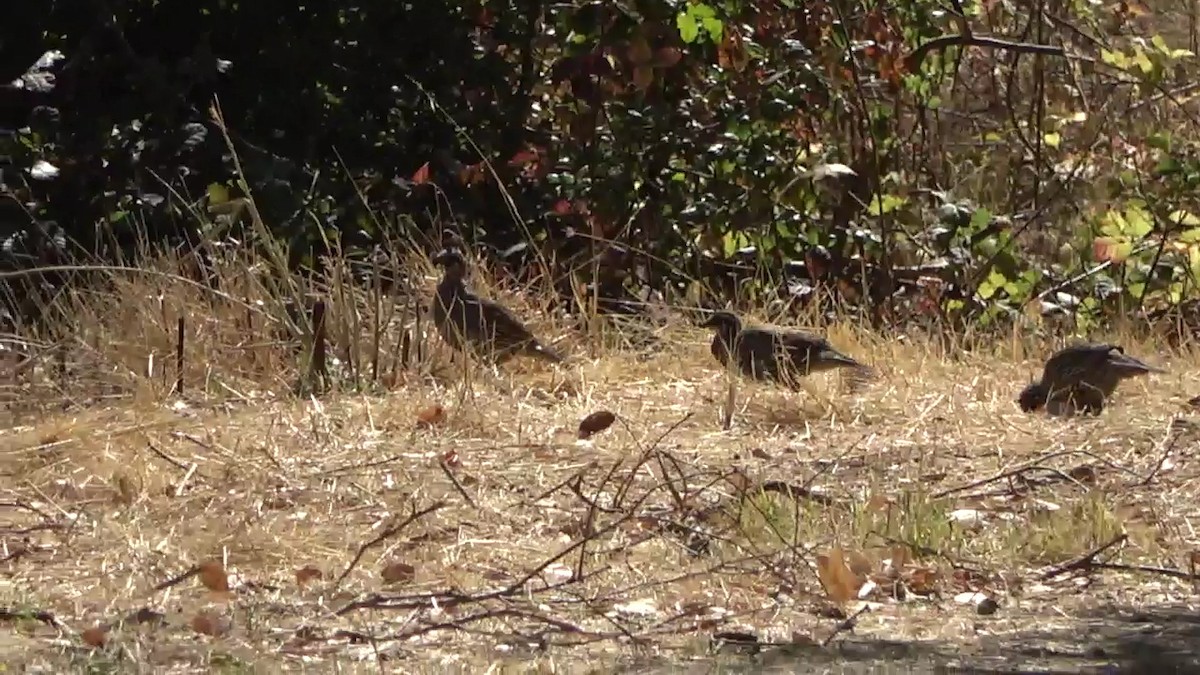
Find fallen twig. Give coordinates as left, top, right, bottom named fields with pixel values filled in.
left=332, top=500, right=446, bottom=590
left=1139, top=416, right=1181, bottom=487
left=1039, top=533, right=1128, bottom=580
left=821, top=603, right=871, bottom=646
left=438, top=458, right=477, bottom=509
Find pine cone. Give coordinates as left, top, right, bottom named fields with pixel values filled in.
left=430, top=248, right=563, bottom=364
left=701, top=311, right=869, bottom=389
left=1018, top=343, right=1164, bottom=416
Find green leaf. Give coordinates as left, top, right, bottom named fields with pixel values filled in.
left=1124, top=204, right=1154, bottom=238
left=866, top=193, right=907, bottom=216
left=1043, top=132, right=1061, bottom=149
left=978, top=269, right=1007, bottom=300
left=969, top=207, right=992, bottom=232
left=702, top=16, right=724, bottom=40
left=1101, top=49, right=1127, bottom=68
left=1169, top=211, right=1200, bottom=227
left=1134, top=48, right=1154, bottom=74
left=207, top=183, right=230, bottom=204
left=1099, top=209, right=1126, bottom=237
left=1147, top=132, right=1172, bottom=151
left=676, top=12, right=699, bottom=43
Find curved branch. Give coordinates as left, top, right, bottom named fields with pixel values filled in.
left=906, top=34, right=1066, bottom=72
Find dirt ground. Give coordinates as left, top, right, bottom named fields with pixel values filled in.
left=4, top=293, right=1200, bottom=674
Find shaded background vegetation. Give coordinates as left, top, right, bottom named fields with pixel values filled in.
left=4, top=0, right=1200, bottom=340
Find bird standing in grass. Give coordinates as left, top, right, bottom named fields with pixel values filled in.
left=430, top=247, right=564, bottom=364
left=700, top=310, right=871, bottom=388
left=1017, top=343, right=1164, bottom=416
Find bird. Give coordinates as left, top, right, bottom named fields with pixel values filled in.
left=1017, top=343, right=1165, bottom=416
left=700, top=310, right=870, bottom=388
left=430, top=247, right=564, bottom=364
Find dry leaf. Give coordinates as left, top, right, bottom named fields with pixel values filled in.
left=906, top=566, right=939, bottom=594
left=632, top=65, right=655, bottom=91
left=578, top=410, right=617, bottom=439
left=191, top=610, right=230, bottom=636
left=724, top=468, right=752, bottom=492
left=846, top=550, right=874, bottom=579
left=410, top=162, right=431, bottom=186
left=654, top=47, right=682, bottom=68
left=381, top=561, right=416, bottom=584
left=816, top=547, right=860, bottom=603
left=442, top=449, right=462, bottom=468
left=416, top=404, right=447, bottom=429
left=1067, top=464, right=1097, bottom=483
left=198, top=560, right=229, bottom=592
left=295, top=565, right=323, bottom=587
left=627, top=36, right=653, bottom=64
left=81, top=625, right=108, bottom=647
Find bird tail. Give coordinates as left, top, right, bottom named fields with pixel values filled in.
left=1107, top=351, right=1166, bottom=375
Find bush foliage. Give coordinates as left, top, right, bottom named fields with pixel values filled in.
left=4, top=0, right=1200, bottom=337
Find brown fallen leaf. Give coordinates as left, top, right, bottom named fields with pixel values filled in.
left=416, top=404, right=447, bottom=429
left=191, top=610, right=230, bottom=636
left=816, top=547, right=861, bottom=603
left=198, top=560, right=229, bottom=592
left=81, top=625, right=109, bottom=647
left=381, top=561, right=416, bottom=584
left=578, top=410, right=617, bottom=439
left=295, top=565, right=323, bottom=587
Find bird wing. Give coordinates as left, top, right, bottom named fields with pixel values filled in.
left=780, top=330, right=861, bottom=370
left=1041, top=344, right=1107, bottom=386
left=1041, top=343, right=1155, bottom=401
left=734, top=328, right=788, bottom=379
left=474, top=294, right=538, bottom=346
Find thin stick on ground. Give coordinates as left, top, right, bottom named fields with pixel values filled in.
left=332, top=500, right=447, bottom=590
left=1040, top=533, right=1129, bottom=580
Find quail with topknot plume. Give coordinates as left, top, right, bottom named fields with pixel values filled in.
left=700, top=310, right=871, bottom=388
left=1017, top=343, right=1164, bottom=416
left=430, top=247, right=564, bottom=364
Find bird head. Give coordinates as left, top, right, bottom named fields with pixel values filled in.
left=440, top=228, right=465, bottom=249
left=432, top=248, right=468, bottom=280
left=1017, top=380, right=1048, bottom=412
left=700, top=310, right=742, bottom=332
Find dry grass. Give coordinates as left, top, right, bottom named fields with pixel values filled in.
left=3, top=247, right=1200, bottom=673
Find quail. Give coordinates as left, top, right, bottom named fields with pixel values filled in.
left=430, top=247, right=564, bottom=364
left=700, top=310, right=870, bottom=388
left=1017, top=343, right=1164, bottom=416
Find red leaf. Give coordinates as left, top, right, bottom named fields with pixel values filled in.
left=1093, top=237, right=1126, bottom=263
left=459, top=162, right=487, bottom=186
left=552, top=200, right=573, bottom=215
left=508, top=148, right=541, bottom=167
left=411, top=162, right=432, bottom=185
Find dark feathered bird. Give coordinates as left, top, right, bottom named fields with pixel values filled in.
left=430, top=248, right=564, bottom=364
left=700, top=310, right=870, bottom=388
left=1017, top=343, right=1164, bottom=416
